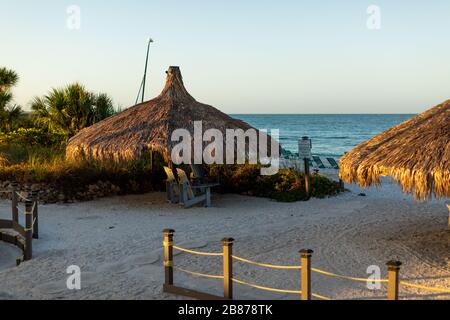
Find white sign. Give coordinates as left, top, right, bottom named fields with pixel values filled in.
left=298, top=138, right=312, bottom=160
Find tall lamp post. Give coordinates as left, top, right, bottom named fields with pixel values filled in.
left=135, top=38, right=154, bottom=104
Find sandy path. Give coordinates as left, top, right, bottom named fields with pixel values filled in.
left=0, top=243, right=20, bottom=270
left=0, top=179, right=448, bottom=300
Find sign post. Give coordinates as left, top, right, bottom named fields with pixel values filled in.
left=299, top=137, right=312, bottom=198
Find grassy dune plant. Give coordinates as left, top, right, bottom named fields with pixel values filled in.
left=0, top=152, right=8, bottom=166
left=0, top=144, right=166, bottom=198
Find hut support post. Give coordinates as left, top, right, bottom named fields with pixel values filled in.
left=24, top=201, right=33, bottom=261
left=149, top=150, right=153, bottom=172
left=163, top=229, right=175, bottom=286
left=387, top=261, right=402, bottom=300
left=31, top=190, right=39, bottom=239
left=339, top=179, right=345, bottom=193
left=11, top=183, right=18, bottom=223
left=300, top=249, right=313, bottom=300
left=222, top=238, right=234, bottom=300
left=447, top=205, right=450, bottom=229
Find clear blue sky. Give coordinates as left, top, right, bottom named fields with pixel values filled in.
left=1, top=0, right=450, bottom=114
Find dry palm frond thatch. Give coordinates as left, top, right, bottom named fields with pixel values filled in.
left=0, top=153, right=9, bottom=167
left=67, top=66, right=274, bottom=164
left=339, top=100, right=450, bottom=201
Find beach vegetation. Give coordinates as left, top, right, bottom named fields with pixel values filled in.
left=31, top=83, right=118, bottom=136
left=0, top=67, right=26, bottom=133
left=207, top=164, right=342, bottom=202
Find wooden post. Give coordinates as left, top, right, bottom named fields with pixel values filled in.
left=339, top=179, right=345, bottom=193
left=300, top=249, right=313, bottom=300
left=163, top=229, right=175, bottom=286
left=387, top=261, right=402, bottom=300
left=222, top=238, right=234, bottom=300
left=149, top=150, right=153, bottom=172
left=31, top=190, right=39, bottom=239
left=447, top=204, right=450, bottom=230
left=11, top=183, right=18, bottom=223
left=304, top=159, right=311, bottom=199
left=24, top=200, right=33, bottom=261
left=299, top=136, right=312, bottom=199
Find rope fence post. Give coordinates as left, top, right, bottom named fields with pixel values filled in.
left=300, top=249, right=313, bottom=300
left=24, top=200, right=33, bottom=261
left=387, top=261, right=402, bottom=300
left=31, top=190, right=39, bottom=239
left=163, top=229, right=175, bottom=286
left=11, top=183, right=18, bottom=223
left=222, top=238, right=234, bottom=300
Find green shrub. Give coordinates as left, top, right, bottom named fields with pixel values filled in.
left=0, top=128, right=68, bottom=147
left=206, top=164, right=342, bottom=202
left=311, top=174, right=341, bottom=198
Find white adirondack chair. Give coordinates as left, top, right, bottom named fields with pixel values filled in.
left=176, top=168, right=217, bottom=208
left=164, top=167, right=180, bottom=204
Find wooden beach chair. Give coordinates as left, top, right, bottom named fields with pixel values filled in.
left=190, top=164, right=207, bottom=185
left=164, top=167, right=180, bottom=204
left=190, top=164, right=220, bottom=188
left=176, top=168, right=218, bottom=209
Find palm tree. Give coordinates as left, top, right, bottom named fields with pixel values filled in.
left=31, top=83, right=117, bottom=136
left=0, top=67, right=23, bottom=132
left=0, top=67, right=19, bottom=93
left=1, top=105, right=24, bottom=132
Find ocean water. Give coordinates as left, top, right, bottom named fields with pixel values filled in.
left=232, top=114, right=414, bottom=158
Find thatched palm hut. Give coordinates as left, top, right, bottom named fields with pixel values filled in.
left=67, top=66, right=271, bottom=164
left=340, top=100, right=449, bottom=201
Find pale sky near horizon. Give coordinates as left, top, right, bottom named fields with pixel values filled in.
left=1, top=0, right=450, bottom=114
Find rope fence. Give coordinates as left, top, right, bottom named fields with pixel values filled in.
left=162, top=229, right=450, bottom=301
left=16, top=192, right=32, bottom=202
left=400, top=281, right=450, bottom=294
left=232, top=255, right=302, bottom=270
left=312, top=267, right=389, bottom=283
left=173, top=246, right=222, bottom=257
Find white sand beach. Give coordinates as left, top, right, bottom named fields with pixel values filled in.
left=0, top=178, right=448, bottom=300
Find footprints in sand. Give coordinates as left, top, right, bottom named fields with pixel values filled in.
left=31, top=242, right=212, bottom=298
left=33, top=271, right=99, bottom=295
left=32, top=252, right=161, bottom=297
left=98, top=252, right=161, bottom=274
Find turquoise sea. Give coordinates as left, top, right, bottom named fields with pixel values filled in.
left=233, top=114, right=414, bottom=158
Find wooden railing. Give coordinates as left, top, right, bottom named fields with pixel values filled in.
left=0, top=183, right=39, bottom=263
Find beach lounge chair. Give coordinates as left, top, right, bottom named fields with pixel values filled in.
left=312, top=156, right=326, bottom=169
left=164, top=167, right=180, bottom=204
left=327, top=157, right=340, bottom=170
left=177, top=168, right=218, bottom=208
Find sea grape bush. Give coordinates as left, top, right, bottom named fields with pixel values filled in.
left=206, top=164, right=342, bottom=202
left=0, top=128, right=68, bottom=147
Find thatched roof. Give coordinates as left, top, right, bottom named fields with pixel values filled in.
left=340, top=100, right=450, bottom=201
left=67, top=66, right=272, bottom=163
left=0, top=153, right=8, bottom=166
